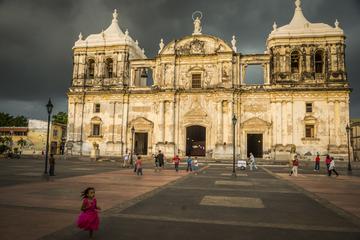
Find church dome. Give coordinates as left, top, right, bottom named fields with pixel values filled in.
left=268, top=0, right=344, bottom=41
left=73, top=10, right=146, bottom=58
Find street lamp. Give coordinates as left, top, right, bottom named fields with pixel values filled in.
left=130, top=126, right=135, bottom=166
left=44, top=98, right=53, bottom=174
left=232, top=115, right=237, bottom=177
left=346, top=124, right=352, bottom=172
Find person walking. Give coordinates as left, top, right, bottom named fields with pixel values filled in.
left=314, top=153, right=320, bottom=172
left=289, top=155, right=299, bottom=176
left=157, top=150, right=165, bottom=170
left=49, top=154, right=55, bottom=176
left=325, top=154, right=332, bottom=175
left=328, top=157, right=339, bottom=177
left=186, top=155, right=193, bottom=172
left=77, top=187, right=101, bottom=239
left=153, top=153, right=159, bottom=172
left=135, top=156, right=143, bottom=176
left=123, top=151, right=129, bottom=168
left=249, top=152, right=257, bottom=171
left=173, top=155, right=181, bottom=172
left=193, top=157, right=199, bottom=175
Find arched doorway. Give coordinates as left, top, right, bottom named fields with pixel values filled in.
left=186, top=125, right=206, bottom=156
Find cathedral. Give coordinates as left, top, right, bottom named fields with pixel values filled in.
left=66, top=0, right=350, bottom=160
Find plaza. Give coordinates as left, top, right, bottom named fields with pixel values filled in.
left=0, top=156, right=359, bottom=239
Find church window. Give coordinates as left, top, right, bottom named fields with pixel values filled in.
left=87, top=59, right=95, bottom=79
left=192, top=74, right=201, bottom=88
left=92, top=124, right=101, bottom=136
left=94, top=103, right=101, bottom=113
left=291, top=51, right=300, bottom=73
left=315, top=50, right=324, bottom=73
left=305, top=125, right=315, bottom=138
left=306, top=103, right=313, bottom=113
left=105, top=58, right=113, bottom=78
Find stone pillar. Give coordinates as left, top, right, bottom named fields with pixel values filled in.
left=276, top=102, right=282, bottom=144
left=122, top=96, right=129, bottom=152
left=168, top=101, right=175, bottom=143
left=334, top=101, right=340, bottom=146
left=328, top=101, right=335, bottom=146
left=286, top=101, right=292, bottom=144
left=282, top=101, right=287, bottom=145
left=271, top=102, right=277, bottom=146
left=159, top=101, right=165, bottom=142
left=217, top=101, right=223, bottom=144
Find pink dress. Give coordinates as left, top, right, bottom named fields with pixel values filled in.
left=76, top=198, right=99, bottom=231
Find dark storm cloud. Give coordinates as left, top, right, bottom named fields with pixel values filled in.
left=0, top=0, right=359, bottom=119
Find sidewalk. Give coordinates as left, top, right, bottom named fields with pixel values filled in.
left=273, top=171, right=360, bottom=221
left=0, top=168, right=188, bottom=240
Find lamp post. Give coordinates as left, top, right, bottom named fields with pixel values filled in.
left=44, top=98, right=53, bottom=174
left=346, top=124, right=352, bottom=172
left=130, top=126, right=135, bottom=166
left=232, top=115, right=237, bottom=177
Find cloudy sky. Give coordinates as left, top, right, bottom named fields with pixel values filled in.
left=0, top=0, right=359, bottom=120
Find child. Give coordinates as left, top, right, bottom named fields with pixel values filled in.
left=325, top=155, right=332, bottom=174
left=173, top=155, right=181, bottom=172
left=248, top=152, right=257, bottom=171
left=289, top=155, right=299, bottom=176
left=186, top=155, right=193, bottom=172
left=77, top=187, right=101, bottom=239
left=314, top=153, right=320, bottom=172
left=193, top=157, right=199, bottom=175
left=123, top=152, right=129, bottom=168
left=328, top=157, right=339, bottom=177
left=136, top=156, right=143, bottom=176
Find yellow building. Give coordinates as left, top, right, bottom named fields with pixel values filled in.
left=0, top=119, right=66, bottom=155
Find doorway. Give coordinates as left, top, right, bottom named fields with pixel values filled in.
left=134, top=132, right=148, bottom=155
left=247, top=134, right=263, bottom=158
left=186, top=126, right=206, bottom=156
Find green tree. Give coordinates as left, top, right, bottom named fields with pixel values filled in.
left=0, top=112, right=12, bottom=126
left=52, top=111, right=68, bottom=125
left=10, top=115, right=28, bottom=127
left=0, top=112, right=28, bottom=127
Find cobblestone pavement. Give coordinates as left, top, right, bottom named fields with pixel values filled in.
left=0, top=157, right=359, bottom=240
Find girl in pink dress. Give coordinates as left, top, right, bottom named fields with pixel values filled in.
left=77, top=187, right=101, bottom=238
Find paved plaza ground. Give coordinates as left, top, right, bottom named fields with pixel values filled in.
left=0, top=156, right=359, bottom=240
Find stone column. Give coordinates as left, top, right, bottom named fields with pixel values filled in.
left=271, top=102, right=277, bottom=146
left=168, top=101, right=175, bottom=143
left=334, top=101, right=340, bottom=146
left=328, top=101, right=335, bottom=146
left=217, top=101, right=223, bottom=144
left=122, top=96, right=129, bottom=152
left=159, top=101, right=165, bottom=142
left=282, top=101, right=287, bottom=145
left=287, top=101, right=292, bottom=144
left=276, top=102, right=282, bottom=144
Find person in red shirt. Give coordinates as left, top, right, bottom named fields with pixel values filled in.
left=135, top=156, right=143, bottom=176
left=325, top=154, right=332, bottom=174
left=173, top=155, right=181, bottom=172
left=289, top=155, right=299, bottom=176
left=314, top=153, right=320, bottom=172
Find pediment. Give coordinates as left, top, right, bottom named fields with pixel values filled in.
left=241, top=117, right=271, bottom=128
left=130, top=117, right=154, bottom=128
left=160, top=34, right=233, bottom=55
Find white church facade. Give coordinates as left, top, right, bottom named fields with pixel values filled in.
left=66, top=0, right=350, bottom=160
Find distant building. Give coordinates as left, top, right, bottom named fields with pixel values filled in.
left=0, top=119, right=67, bottom=155
left=67, top=0, right=350, bottom=160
